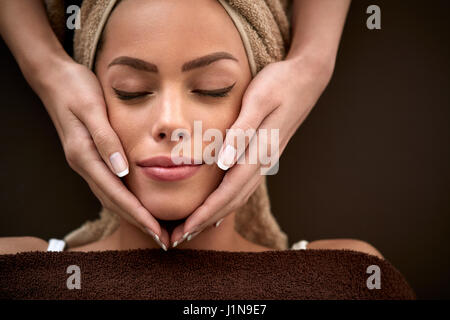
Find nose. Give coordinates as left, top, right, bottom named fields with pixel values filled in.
left=151, top=88, right=191, bottom=143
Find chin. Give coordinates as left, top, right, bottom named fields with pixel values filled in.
left=144, top=202, right=193, bottom=221
left=139, top=194, right=205, bottom=234
left=125, top=166, right=223, bottom=223
left=137, top=190, right=207, bottom=221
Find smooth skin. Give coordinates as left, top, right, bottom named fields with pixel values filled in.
left=0, top=0, right=351, bottom=249
left=174, top=0, right=353, bottom=245
left=93, top=0, right=254, bottom=248
left=0, top=0, right=383, bottom=260
left=0, top=0, right=162, bottom=238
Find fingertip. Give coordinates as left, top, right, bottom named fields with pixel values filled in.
left=217, top=158, right=230, bottom=171
left=116, top=168, right=129, bottom=177
left=145, top=227, right=158, bottom=240
left=109, top=152, right=129, bottom=177
left=217, top=144, right=236, bottom=171
left=215, top=218, right=224, bottom=228
left=169, top=224, right=185, bottom=247
left=143, top=219, right=162, bottom=240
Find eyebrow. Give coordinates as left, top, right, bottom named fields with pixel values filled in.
left=108, top=51, right=238, bottom=73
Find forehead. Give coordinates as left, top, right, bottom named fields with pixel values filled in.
left=99, top=0, right=248, bottom=67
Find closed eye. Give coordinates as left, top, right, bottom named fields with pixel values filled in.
left=192, top=82, right=236, bottom=98
left=113, top=88, right=151, bottom=101
left=112, top=82, right=236, bottom=101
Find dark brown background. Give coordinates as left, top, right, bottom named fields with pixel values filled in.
left=0, top=0, right=449, bottom=299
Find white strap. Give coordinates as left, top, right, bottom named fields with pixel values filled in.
left=47, top=239, right=66, bottom=252
left=291, top=240, right=309, bottom=250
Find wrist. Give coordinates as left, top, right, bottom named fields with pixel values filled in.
left=286, top=46, right=336, bottom=82
left=23, top=46, right=74, bottom=96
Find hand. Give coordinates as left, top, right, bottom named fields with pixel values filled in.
left=169, top=54, right=334, bottom=246
left=31, top=58, right=170, bottom=249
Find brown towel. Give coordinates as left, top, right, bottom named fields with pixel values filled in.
left=0, top=249, right=415, bottom=300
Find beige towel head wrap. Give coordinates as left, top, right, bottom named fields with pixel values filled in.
left=45, top=0, right=292, bottom=250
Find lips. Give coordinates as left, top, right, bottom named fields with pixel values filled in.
left=137, top=156, right=203, bottom=181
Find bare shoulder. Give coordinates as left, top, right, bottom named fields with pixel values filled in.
left=0, top=237, right=49, bottom=255
left=307, top=238, right=384, bottom=259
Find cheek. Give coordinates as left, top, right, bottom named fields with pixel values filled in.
left=200, top=97, right=242, bottom=135
left=103, top=93, right=243, bottom=220
left=108, top=104, right=146, bottom=155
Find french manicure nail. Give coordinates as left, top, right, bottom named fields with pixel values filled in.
left=110, top=152, right=129, bottom=177
left=187, top=230, right=201, bottom=241
left=146, top=228, right=157, bottom=239
left=217, top=145, right=236, bottom=171
left=215, top=218, right=224, bottom=228
left=146, top=228, right=166, bottom=251
left=155, top=237, right=167, bottom=251
left=173, top=237, right=184, bottom=248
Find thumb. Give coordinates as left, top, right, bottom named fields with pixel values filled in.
left=217, top=94, right=274, bottom=171
left=77, top=106, right=129, bottom=177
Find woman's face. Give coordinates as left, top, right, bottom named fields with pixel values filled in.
left=95, top=0, right=252, bottom=220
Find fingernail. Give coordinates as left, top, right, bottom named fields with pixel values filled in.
left=215, top=218, right=224, bottom=228
left=110, top=152, right=129, bottom=177
left=146, top=228, right=156, bottom=238
left=156, top=238, right=167, bottom=251
left=173, top=236, right=185, bottom=248
left=146, top=228, right=166, bottom=251
left=173, top=232, right=190, bottom=247
left=187, top=230, right=201, bottom=241
left=147, top=228, right=158, bottom=240
left=217, top=145, right=236, bottom=171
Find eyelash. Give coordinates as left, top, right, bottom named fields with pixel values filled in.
left=192, top=83, right=236, bottom=98
left=113, top=83, right=236, bottom=101
left=113, top=89, right=150, bottom=100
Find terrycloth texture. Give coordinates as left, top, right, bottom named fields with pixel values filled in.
left=44, top=0, right=66, bottom=43
left=45, top=0, right=293, bottom=250
left=0, top=249, right=416, bottom=300
left=71, top=0, right=292, bottom=73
